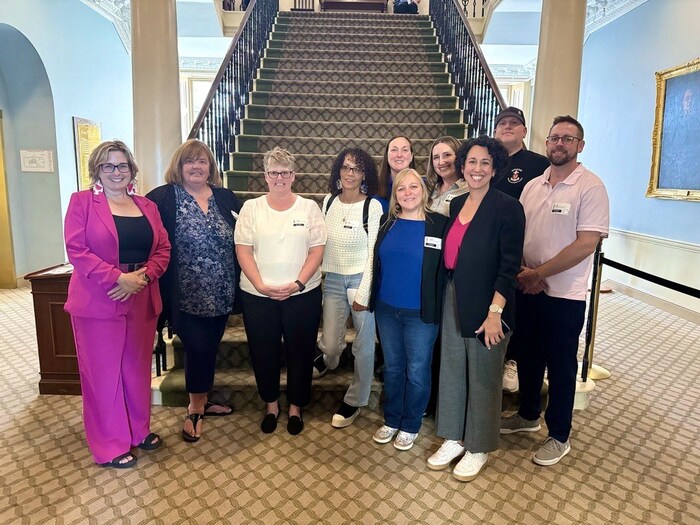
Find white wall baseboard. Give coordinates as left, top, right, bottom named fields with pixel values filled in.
left=602, top=229, right=700, bottom=314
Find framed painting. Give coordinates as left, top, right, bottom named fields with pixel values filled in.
left=73, top=117, right=102, bottom=191
left=647, top=57, right=700, bottom=201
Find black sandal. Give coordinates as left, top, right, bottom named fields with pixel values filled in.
left=137, top=432, right=163, bottom=451
left=182, top=412, right=204, bottom=443
left=99, top=451, right=137, bottom=469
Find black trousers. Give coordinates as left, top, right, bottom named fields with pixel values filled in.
left=515, top=291, right=585, bottom=443
left=178, top=311, right=229, bottom=394
left=240, top=286, right=322, bottom=407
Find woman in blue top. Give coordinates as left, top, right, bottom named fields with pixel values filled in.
left=369, top=168, right=447, bottom=451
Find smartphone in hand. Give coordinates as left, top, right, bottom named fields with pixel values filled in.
left=476, top=319, right=511, bottom=348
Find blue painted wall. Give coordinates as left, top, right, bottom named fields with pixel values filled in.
left=0, top=0, right=133, bottom=275
left=579, top=0, right=700, bottom=244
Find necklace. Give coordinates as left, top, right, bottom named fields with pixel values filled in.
left=340, top=199, right=362, bottom=226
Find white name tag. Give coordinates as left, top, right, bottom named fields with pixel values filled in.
left=444, top=194, right=456, bottom=202
left=343, top=220, right=359, bottom=230
left=292, top=219, right=307, bottom=227
left=551, top=203, right=571, bottom=215
left=424, top=236, right=442, bottom=250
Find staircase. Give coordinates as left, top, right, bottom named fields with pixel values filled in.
left=157, top=9, right=473, bottom=409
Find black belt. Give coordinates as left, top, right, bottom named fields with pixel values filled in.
left=118, top=262, right=145, bottom=273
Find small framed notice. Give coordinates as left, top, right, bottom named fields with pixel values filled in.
left=20, top=149, right=54, bottom=173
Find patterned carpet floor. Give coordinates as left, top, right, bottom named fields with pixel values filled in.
left=1, top=285, right=699, bottom=524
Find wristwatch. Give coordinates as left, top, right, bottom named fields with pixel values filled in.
left=295, top=280, right=305, bottom=292
left=488, top=304, right=503, bottom=314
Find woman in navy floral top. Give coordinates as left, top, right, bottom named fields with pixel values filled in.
left=147, top=140, right=241, bottom=443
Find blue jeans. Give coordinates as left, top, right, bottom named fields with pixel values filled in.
left=375, top=300, right=439, bottom=433
left=318, top=272, right=376, bottom=407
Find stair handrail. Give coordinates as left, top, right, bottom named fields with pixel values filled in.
left=430, top=0, right=506, bottom=137
left=188, top=0, right=279, bottom=172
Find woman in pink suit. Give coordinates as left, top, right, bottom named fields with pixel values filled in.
left=64, top=140, right=171, bottom=468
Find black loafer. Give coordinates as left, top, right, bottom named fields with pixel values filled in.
left=261, top=411, right=279, bottom=434
left=287, top=414, right=304, bottom=435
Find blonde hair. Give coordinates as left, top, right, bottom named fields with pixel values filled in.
left=87, top=140, right=139, bottom=186
left=262, top=146, right=296, bottom=173
left=164, top=139, right=222, bottom=186
left=389, top=168, right=430, bottom=220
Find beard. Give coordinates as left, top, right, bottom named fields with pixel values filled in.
left=547, top=148, right=576, bottom=166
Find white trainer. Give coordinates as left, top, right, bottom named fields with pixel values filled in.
left=453, top=451, right=488, bottom=482
left=373, top=425, right=398, bottom=444
left=427, top=440, right=465, bottom=470
left=502, top=360, right=519, bottom=392
left=393, top=431, right=418, bottom=451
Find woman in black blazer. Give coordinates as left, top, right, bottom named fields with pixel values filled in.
left=427, top=136, right=525, bottom=481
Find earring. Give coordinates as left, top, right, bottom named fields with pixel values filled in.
left=336, top=179, right=342, bottom=190
left=92, top=180, right=104, bottom=195
left=127, top=180, right=138, bottom=195
left=360, top=180, right=368, bottom=195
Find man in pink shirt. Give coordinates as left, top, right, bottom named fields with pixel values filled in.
left=500, top=115, right=609, bottom=466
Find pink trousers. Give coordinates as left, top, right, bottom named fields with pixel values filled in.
left=70, top=292, right=157, bottom=464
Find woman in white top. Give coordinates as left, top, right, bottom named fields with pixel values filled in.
left=312, top=148, right=383, bottom=428
left=426, top=136, right=468, bottom=217
left=234, top=147, right=327, bottom=435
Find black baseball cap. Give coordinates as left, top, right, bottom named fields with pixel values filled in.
left=495, top=106, right=526, bottom=126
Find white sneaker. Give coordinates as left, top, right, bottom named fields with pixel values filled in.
left=373, top=425, right=398, bottom=444
left=452, top=451, right=488, bottom=482
left=427, top=440, right=465, bottom=470
left=502, top=360, right=519, bottom=392
left=393, top=431, right=418, bottom=451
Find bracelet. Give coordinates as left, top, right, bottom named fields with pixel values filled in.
left=294, top=279, right=305, bottom=292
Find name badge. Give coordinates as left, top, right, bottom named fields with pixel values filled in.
left=292, top=219, right=307, bottom=227
left=424, top=236, right=442, bottom=250
left=343, top=220, right=359, bottom=230
left=444, top=194, right=456, bottom=202
left=551, top=203, right=571, bottom=215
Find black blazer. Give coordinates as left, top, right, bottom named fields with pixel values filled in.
left=369, top=211, right=448, bottom=324
left=146, top=184, right=242, bottom=330
left=446, top=188, right=525, bottom=336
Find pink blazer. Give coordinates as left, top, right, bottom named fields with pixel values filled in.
left=64, top=190, right=171, bottom=320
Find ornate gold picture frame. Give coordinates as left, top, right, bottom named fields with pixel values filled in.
left=647, top=57, right=700, bottom=201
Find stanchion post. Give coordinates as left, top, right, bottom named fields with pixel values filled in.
left=581, top=240, right=610, bottom=382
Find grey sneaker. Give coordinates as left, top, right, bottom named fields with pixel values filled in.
left=500, top=413, right=541, bottom=434
left=373, top=425, right=398, bottom=444
left=533, top=437, right=570, bottom=466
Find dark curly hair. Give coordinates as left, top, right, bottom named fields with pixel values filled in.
left=455, top=135, right=509, bottom=184
left=328, top=148, right=379, bottom=197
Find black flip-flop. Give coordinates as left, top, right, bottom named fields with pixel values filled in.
left=204, top=401, right=234, bottom=417
left=137, top=432, right=163, bottom=451
left=182, top=412, right=204, bottom=442
left=99, top=451, right=137, bottom=469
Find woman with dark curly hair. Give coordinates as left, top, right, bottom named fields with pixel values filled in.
left=376, top=136, right=417, bottom=212
left=427, top=136, right=525, bottom=482
left=313, top=148, right=383, bottom=428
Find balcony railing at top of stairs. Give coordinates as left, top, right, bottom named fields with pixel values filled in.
left=431, top=0, right=505, bottom=136
left=189, top=0, right=279, bottom=173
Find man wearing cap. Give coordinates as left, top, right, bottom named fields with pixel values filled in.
left=493, top=106, right=550, bottom=393
left=500, top=115, right=609, bottom=466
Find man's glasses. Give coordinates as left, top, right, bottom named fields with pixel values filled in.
left=340, top=165, right=363, bottom=174
left=546, top=135, right=582, bottom=145
left=267, top=170, right=293, bottom=179
left=100, top=163, right=130, bottom=173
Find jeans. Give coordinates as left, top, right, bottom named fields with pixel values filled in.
left=375, top=300, right=439, bottom=433
left=318, top=272, right=376, bottom=407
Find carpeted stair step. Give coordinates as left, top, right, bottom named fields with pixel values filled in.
left=273, top=22, right=435, bottom=37
left=265, top=47, right=444, bottom=64
left=275, top=15, right=432, bottom=28
left=267, top=39, right=441, bottom=54
left=257, top=67, right=449, bottom=85
left=250, top=91, right=458, bottom=110
left=230, top=152, right=430, bottom=174
left=277, top=11, right=429, bottom=21
left=241, top=119, right=465, bottom=140
left=270, top=30, right=437, bottom=45
left=245, top=105, right=461, bottom=124
left=261, top=57, right=446, bottom=74
left=236, top=134, right=446, bottom=157
left=254, top=79, right=452, bottom=97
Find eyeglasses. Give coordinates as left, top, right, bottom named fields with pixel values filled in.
left=546, top=135, right=582, bottom=145
left=266, top=170, right=293, bottom=179
left=100, top=163, right=130, bottom=173
left=340, top=165, right=363, bottom=174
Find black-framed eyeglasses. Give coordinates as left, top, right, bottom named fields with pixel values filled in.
left=100, top=163, right=130, bottom=173
left=546, top=135, right=582, bottom=145
left=340, top=164, right=363, bottom=174
left=266, top=170, right=293, bottom=179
